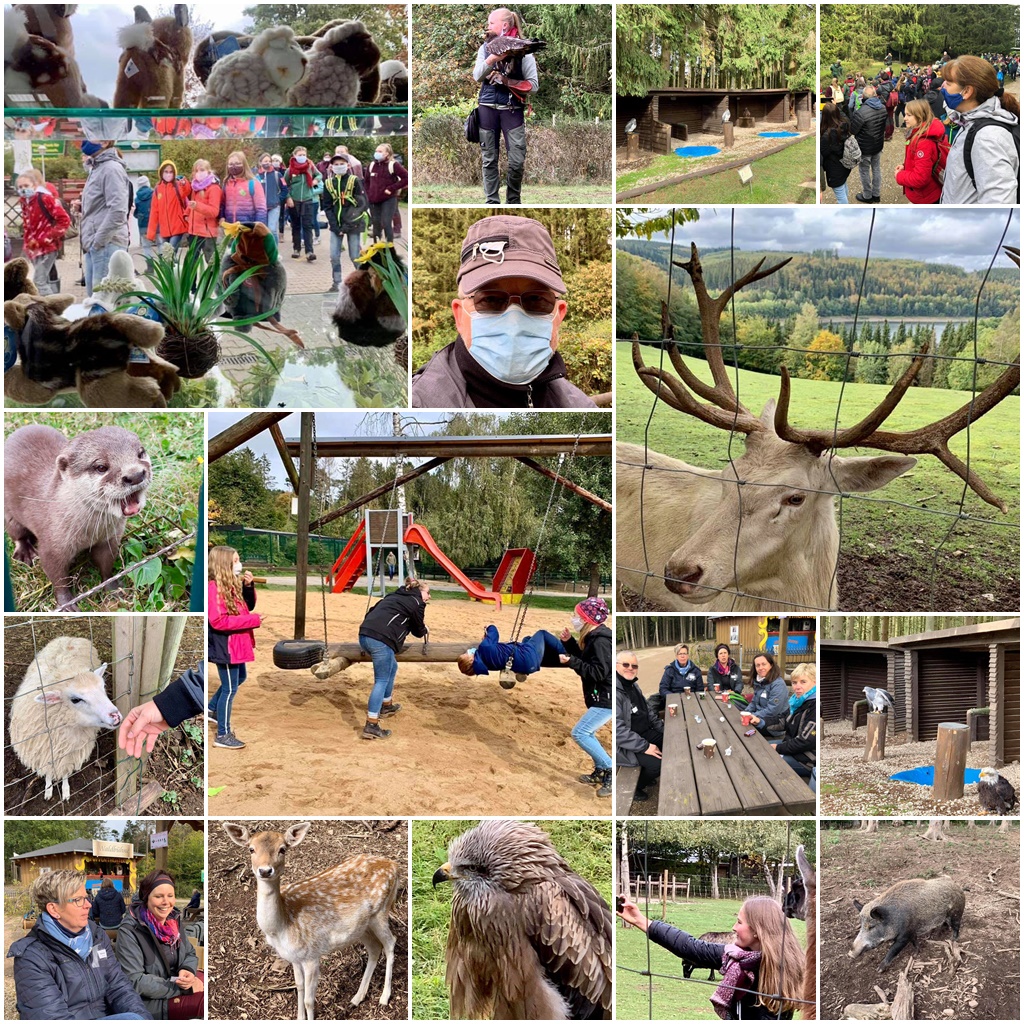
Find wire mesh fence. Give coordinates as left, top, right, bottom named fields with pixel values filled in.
left=4, top=615, right=204, bottom=817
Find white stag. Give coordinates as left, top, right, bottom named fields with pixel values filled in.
left=616, top=243, right=1020, bottom=612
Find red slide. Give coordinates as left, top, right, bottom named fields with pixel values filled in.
left=403, top=523, right=502, bottom=608
left=329, top=521, right=367, bottom=593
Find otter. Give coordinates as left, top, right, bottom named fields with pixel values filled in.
left=4, top=424, right=152, bottom=609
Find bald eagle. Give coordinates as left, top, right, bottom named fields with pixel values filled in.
left=978, top=767, right=1018, bottom=815
left=863, top=686, right=895, bottom=714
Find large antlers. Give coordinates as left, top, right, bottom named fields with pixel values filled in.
left=632, top=243, right=792, bottom=434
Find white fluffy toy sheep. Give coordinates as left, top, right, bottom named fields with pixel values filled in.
left=286, top=20, right=380, bottom=108
left=197, top=24, right=308, bottom=107
left=9, top=637, right=122, bottom=803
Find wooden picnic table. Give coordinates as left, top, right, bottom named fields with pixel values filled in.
left=658, top=691, right=815, bottom=817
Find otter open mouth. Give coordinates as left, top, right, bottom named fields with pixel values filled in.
left=120, top=492, right=145, bottom=517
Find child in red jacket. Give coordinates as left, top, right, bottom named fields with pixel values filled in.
left=16, top=170, right=71, bottom=294
left=894, top=99, right=945, bottom=204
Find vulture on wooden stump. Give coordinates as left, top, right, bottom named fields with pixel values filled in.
left=432, top=819, right=612, bottom=1020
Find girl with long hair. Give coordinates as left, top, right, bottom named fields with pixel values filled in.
left=364, top=141, right=407, bottom=244
left=745, top=651, right=788, bottom=736
left=819, top=101, right=853, bottom=203
left=222, top=150, right=267, bottom=225
left=894, top=99, right=945, bottom=204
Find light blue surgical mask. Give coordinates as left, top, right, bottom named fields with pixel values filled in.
left=374, top=152, right=385, bottom=162
left=294, top=154, right=307, bottom=164
left=467, top=304, right=556, bottom=385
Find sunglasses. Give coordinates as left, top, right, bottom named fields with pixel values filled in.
left=619, top=662, right=639, bottom=669
left=468, top=290, right=558, bottom=315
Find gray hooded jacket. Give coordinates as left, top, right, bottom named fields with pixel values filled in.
left=79, top=148, right=130, bottom=252
left=941, top=96, right=1019, bottom=204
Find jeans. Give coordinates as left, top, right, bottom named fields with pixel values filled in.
left=100, top=1015, right=148, bottom=1020
left=312, top=199, right=321, bottom=239
left=571, top=706, right=612, bottom=771
left=369, top=196, right=398, bottom=243
left=31, top=251, right=59, bottom=295
left=211, top=662, right=247, bottom=736
left=267, top=205, right=280, bottom=237
left=857, top=151, right=882, bottom=198
left=783, top=754, right=814, bottom=781
left=290, top=200, right=315, bottom=254
left=523, top=629, right=568, bottom=667
left=359, top=635, right=398, bottom=718
left=329, top=230, right=361, bottom=282
left=84, top=242, right=126, bottom=296
left=832, top=181, right=850, bottom=203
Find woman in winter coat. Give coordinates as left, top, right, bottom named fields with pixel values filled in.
left=819, top=101, right=853, bottom=203
left=658, top=642, right=705, bottom=701
left=364, top=142, right=408, bottom=244
left=221, top=151, right=267, bottom=225
left=894, top=99, right=945, bottom=204
left=114, top=870, right=202, bottom=1021
left=89, top=878, right=127, bottom=929
left=15, top=168, right=71, bottom=294
left=184, top=158, right=222, bottom=261
left=146, top=159, right=191, bottom=252
left=256, top=151, right=289, bottom=237
left=357, top=577, right=430, bottom=740
left=766, top=662, right=817, bottom=782
left=134, top=175, right=155, bottom=259
left=78, top=141, right=131, bottom=296
left=938, top=55, right=1021, bottom=204
left=707, top=643, right=743, bottom=694
left=615, top=652, right=663, bottom=802
left=560, top=597, right=613, bottom=797
left=283, top=145, right=322, bottom=260
left=617, top=895, right=805, bottom=1020
left=744, top=652, right=789, bottom=737
left=9, top=870, right=150, bottom=1020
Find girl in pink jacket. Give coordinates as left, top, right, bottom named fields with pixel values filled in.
left=208, top=546, right=261, bottom=749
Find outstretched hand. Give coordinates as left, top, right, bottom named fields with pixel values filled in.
left=118, top=701, right=170, bottom=758
left=617, top=898, right=650, bottom=932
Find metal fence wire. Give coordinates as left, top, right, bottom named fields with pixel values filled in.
left=3, top=616, right=202, bottom=816
left=620, top=207, right=1019, bottom=613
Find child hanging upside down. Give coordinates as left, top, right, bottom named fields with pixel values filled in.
left=457, top=625, right=568, bottom=679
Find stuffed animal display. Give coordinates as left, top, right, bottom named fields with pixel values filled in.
left=197, top=25, right=308, bottom=108
left=332, top=241, right=406, bottom=347
left=286, top=21, right=381, bottom=108
left=113, top=4, right=192, bottom=109
left=3, top=257, right=180, bottom=408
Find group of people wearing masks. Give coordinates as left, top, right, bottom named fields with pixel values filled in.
left=616, top=644, right=818, bottom=802
left=820, top=53, right=1019, bottom=205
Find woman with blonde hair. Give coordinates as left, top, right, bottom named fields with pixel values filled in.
left=184, top=157, right=222, bottom=259
left=764, top=662, right=817, bottom=783
left=618, top=894, right=805, bottom=1019
left=221, top=150, right=267, bottom=225
left=364, top=141, right=407, bottom=243
left=207, top=545, right=261, bottom=749
left=894, top=99, right=945, bottom=204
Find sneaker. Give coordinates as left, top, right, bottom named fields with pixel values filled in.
left=307, top=253, right=317, bottom=262
left=379, top=702, right=402, bottom=718
left=314, top=236, right=321, bottom=245
left=597, top=769, right=612, bottom=798
left=855, top=193, right=879, bottom=203
left=362, top=720, right=392, bottom=740
left=206, top=710, right=216, bottom=726
left=635, top=788, right=650, bottom=801
left=291, top=250, right=302, bottom=259
left=214, top=732, right=245, bottom=749
left=578, top=766, right=604, bottom=785
left=327, top=282, right=339, bottom=293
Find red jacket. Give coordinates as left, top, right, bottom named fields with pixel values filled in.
left=20, top=187, right=71, bottom=258
left=185, top=181, right=222, bottom=238
left=147, top=164, right=192, bottom=240
left=207, top=580, right=260, bottom=664
left=895, top=119, right=945, bottom=204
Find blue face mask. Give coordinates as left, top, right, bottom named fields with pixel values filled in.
left=940, top=86, right=965, bottom=109
left=466, top=304, right=556, bottom=385
left=374, top=152, right=385, bottom=162
left=294, top=154, right=307, bottom=165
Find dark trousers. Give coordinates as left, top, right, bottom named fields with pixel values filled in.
left=478, top=104, right=526, bottom=204
left=370, top=196, right=399, bottom=243
left=289, top=199, right=315, bottom=254
left=635, top=751, right=663, bottom=790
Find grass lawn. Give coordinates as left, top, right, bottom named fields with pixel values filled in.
left=616, top=343, right=1021, bottom=603
left=412, top=819, right=613, bottom=1020
left=617, top=900, right=808, bottom=1021
left=618, top=137, right=817, bottom=204
left=412, top=182, right=611, bottom=204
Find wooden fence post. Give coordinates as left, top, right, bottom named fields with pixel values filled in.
left=863, top=712, right=887, bottom=761
left=932, top=723, right=970, bottom=801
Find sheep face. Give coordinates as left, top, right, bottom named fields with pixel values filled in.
left=35, top=665, right=122, bottom=729
left=254, top=27, right=307, bottom=91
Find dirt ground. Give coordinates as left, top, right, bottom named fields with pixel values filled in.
left=207, top=819, right=408, bottom=1021
left=820, top=724, right=1020, bottom=816
left=820, top=823, right=1020, bottom=1020
left=208, top=591, right=612, bottom=816
left=4, top=615, right=204, bottom=816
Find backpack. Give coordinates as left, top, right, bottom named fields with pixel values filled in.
left=930, top=133, right=951, bottom=185
left=962, top=117, right=1021, bottom=201
left=840, top=132, right=862, bottom=169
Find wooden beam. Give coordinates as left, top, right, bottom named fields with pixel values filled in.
left=310, top=458, right=452, bottom=530
left=112, top=619, right=136, bottom=809
left=208, top=412, right=291, bottom=462
left=294, top=414, right=314, bottom=640
left=310, top=641, right=575, bottom=676
left=269, top=422, right=300, bottom=494
left=284, top=434, right=612, bottom=458
left=514, top=456, right=612, bottom=512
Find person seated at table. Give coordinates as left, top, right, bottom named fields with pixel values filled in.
left=615, top=650, right=663, bottom=801
left=457, top=624, right=567, bottom=678
left=763, top=663, right=817, bottom=785
left=114, top=870, right=203, bottom=1021
left=9, top=870, right=151, bottom=1020
left=744, top=652, right=789, bottom=737
left=650, top=643, right=704, bottom=716
left=707, top=643, right=744, bottom=694
left=617, top=895, right=805, bottom=1020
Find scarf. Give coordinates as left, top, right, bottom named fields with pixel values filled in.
left=138, top=905, right=180, bottom=946
left=192, top=171, right=218, bottom=191
left=672, top=660, right=695, bottom=678
left=39, top=910, right=93, bottom=961
left=289, top=155, right=314, bottom=188
left=711, top=945, right=762, bottom=1019
left=788, top=685, right=816, bottom=716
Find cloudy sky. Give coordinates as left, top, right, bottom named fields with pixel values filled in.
left=628, top=207, right=1021, bottom=272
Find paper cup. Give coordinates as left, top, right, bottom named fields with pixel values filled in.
left=668, top=704, right=678, bottom=717
left=701, top=738, right=717, bottom=759
left=714, top=684, right=721, bottom=692
left=740, top=712, right=752, bottom=726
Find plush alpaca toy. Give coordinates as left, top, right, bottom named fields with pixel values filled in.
left=378, top=59, right=409, bottom=104
left=3, top=257, right=179, bottom=408
left=113, top=4, right=192, bottom=108
left=332, top=241, right=406, bottom=347
left=286, top=20, right=380, bottom=108
left=5, top=5, right=106, bottom=107
left=197, top=25, right=308, bottom=108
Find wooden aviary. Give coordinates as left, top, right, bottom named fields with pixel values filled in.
left=863, top=712, right=887, bottom=761
left=932, top=723, right=970, bottom=801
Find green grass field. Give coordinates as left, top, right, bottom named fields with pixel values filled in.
left=411, top=819, right=613, bottom=1020
left=413, top=183, right=611, bottom=204
left=616, top=343, right=1021, bottom=605
left=616, top=137, right=817, bottom=204
left=617, top=900, right=808, bottom=1021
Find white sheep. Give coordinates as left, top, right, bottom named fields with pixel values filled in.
left=286, top=20, right=380, bottom=109
left=197, top=24, right=308, bottom=108
left=9, top=637, right=122, bottom=802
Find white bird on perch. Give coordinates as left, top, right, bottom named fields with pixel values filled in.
left=863, top=687, right=895, bottom=714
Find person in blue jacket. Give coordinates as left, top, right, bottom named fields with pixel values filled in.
left=457, top=624, right=567, bottom=678
left=118, top=666, right=205, bottom=759
left=744, top=652, right=789, bottom=737
left=9, top=870, right=151, bottom=1020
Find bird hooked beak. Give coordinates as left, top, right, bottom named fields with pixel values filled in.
left=432, top=862, right=454, bottom=888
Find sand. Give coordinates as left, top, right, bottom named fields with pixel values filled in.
left=207, top=590, right=611, bottom=817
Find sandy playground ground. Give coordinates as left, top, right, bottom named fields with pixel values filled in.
left=207, top=590, right=611, bottom=816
